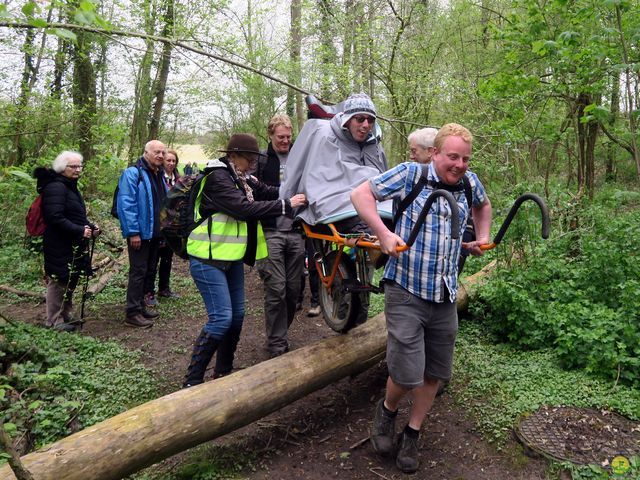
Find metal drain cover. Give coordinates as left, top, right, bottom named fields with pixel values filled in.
left=515, top=406, right=640, bottom=465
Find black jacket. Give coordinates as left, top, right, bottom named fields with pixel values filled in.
left=256, top=142, right=293, bottom=230
left=34, top=167, right=92, bottom=281
left=199, top=157, right=291, bottom=266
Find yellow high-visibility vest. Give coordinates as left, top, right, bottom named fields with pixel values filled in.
left=186, top=169, right=268, bottom=261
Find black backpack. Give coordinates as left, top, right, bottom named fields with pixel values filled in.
left=159, top=173, right=210, bottom=259
left=111, top=165, right=143, bottom=219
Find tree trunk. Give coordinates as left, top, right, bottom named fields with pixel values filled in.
left=574, top=95, right=587, bottom=192
left=8, top=27, right=38, bottom=167
left=606, top=72, right=620, bottom=181
left=0, top=271, right=491, bottom=480
left=71, top=27, right=97, bottom=165
left=148, top=0, right=175, bottom=141
left=128, top=2, right=157, bottom=161
left=340, top=0, right=355, bottom=98
left=614, top=5, right=640, bottom=179
left=287, top=0, right=303, bottom=130
left=317, top=0, right=336, bottom=100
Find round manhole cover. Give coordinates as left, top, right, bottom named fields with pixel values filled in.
left=515, top=406, right=640, bottom=466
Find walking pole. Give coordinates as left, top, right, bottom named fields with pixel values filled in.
left=79, top=235, right=96, bottom=330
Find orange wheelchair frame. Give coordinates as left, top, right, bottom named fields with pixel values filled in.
left=301, top=192, right=550, bottom=333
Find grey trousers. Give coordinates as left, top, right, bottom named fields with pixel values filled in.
left=257, top=230, right=305, bottom=354
left=45, top=275, right=79, bottom=327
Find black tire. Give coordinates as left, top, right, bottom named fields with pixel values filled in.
left=317, top=251, right=362, bottom=333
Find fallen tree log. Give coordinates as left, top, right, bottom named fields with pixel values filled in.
left=0, top=264, right=494, bottom=480
left=456, top=260, right=497, bottom=312
left=87, top=252, right=127, bottom=296
left=0, top=285, right=44, bottom=302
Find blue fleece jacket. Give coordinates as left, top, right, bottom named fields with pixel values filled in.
left=117, top=158, right=166, bottom=239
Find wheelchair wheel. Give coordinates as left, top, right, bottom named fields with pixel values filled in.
left=317, top=251, right=362, bottom=333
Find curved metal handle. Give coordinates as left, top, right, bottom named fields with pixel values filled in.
left=479, top=193, right=550, bottom=251
left=404, top=189, right=461, bottom=248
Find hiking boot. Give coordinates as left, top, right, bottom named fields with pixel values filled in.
left=158, top=289, right=180, bottom=299
left=142, top=308, right=159, bottom=319
left=268, top=346, right=289, bottom=359
left=396, top=430, right=420, bottom=473
left=307, top=304, right=321, bottom=317
left=144, top=293, right=158, bottom=307
left=371, top=398, right=396, bottom=456
left=125, top=313, right=154, bottom=329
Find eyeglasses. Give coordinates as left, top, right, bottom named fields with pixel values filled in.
left=353, top=115, right=375, bottom=125
left=66, top=165, right=83, bottom=170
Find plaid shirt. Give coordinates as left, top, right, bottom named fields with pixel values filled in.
left=370, top=162, right=487, bottom=302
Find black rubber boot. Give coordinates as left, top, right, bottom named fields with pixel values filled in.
left=213, top=326, right=242, bottom=379
left=183, top=330, right=220, bottom=388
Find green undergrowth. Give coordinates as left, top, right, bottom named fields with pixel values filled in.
left=550, top=457, right=640, bottom=480
left=452, top=322, right=640, bottom=446
left=471, top=187, right=640, bottom=388
left=0, top=320, right=158, bottom=456
left=135, top=444, right=256, bottom=480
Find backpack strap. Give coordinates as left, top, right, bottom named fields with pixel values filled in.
left=391, top=164, right=429, bottom=227
left=392, top=165, right=473, bottom=229
left=462, top=174, right=472, bottom=216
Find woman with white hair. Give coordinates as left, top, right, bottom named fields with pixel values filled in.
left=33, top=151, right=101, bottom=332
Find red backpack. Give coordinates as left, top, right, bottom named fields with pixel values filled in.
left=26, top=194, right=46, bottom=236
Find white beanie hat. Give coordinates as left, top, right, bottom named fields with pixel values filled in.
left=340, top=93, right=377, bottom=127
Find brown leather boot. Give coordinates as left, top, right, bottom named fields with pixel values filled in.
left=125, top=313, right=154, bottom=328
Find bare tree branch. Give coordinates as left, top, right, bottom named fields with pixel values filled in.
left=0, top=21, right=427, bottom=128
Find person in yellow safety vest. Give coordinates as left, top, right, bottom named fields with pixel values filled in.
left=183, top=133, right=307, bottom=388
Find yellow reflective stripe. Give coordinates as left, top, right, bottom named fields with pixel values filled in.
left=189, top=232, right=247, bottom=243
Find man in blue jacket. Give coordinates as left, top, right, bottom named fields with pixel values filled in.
left=117, top=140, right=168, bottom=328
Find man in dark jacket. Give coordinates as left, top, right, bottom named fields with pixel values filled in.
left=255, top=114, right=305, bottom=357
left=117, top=140, right=168, bottom=328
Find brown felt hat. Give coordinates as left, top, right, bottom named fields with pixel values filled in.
left=218, top=133, right=264, bottom=156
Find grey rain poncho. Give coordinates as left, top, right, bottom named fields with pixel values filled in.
left=279, top=113, right=393, bottom=225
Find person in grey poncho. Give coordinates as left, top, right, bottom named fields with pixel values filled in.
left=279, top=93, right=393, bottom=230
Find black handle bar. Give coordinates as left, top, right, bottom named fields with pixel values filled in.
left=480, top=193, right=550, bottom=250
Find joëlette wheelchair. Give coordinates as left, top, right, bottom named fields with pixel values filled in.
left=300, top=95, right=550, bottom=333
left=303, top=190, right=461, bottom=333
left=303, top=190, right=549, bottom=334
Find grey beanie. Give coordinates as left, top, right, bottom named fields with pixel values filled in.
left=340, top=93, right=377, bottom=127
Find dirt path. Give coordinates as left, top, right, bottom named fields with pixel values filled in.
left=12, top=259, right=549, bottom=479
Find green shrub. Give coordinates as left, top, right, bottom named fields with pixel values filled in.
left=471, top=186, right=640, bottom=388
left=0, top=321, right=158, bottom=453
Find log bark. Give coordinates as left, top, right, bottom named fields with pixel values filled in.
left=87, top=253, right=127, bottom=296
left=456, top=260, right=497, bottom=312
left=0, top=265, right=493, bottom=480
left=0, top=286, right=44, bottom=301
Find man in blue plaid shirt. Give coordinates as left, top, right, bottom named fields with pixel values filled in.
left=351, top=123, right=492, bottom=473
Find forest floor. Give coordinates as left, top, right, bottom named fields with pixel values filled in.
left=15, top=258, right=552, bottom=480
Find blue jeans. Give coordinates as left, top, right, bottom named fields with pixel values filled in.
left=189, top=258, right=245, bottom=339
